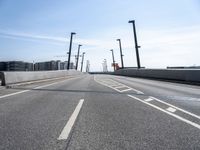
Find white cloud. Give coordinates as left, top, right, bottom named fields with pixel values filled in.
left=0, top=29, right=109, bottom=47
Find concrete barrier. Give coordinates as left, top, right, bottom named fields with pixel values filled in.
left=0, top=72, right=5, bottom=86
left=0, top=70, right=83, bottom=86
left=113, top=68, right=200, bottom=83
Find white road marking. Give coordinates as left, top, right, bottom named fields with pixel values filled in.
left=0, top=90, right=30, bottom=99
left=111, top=84, right=123, bottom=87
left=0, top=76, right=81, bottom=99
left=33, top=81, right=64, bottom=89
left=166, top=107, right=176, bottom=113
left=114, top=85, right=127, bottom=89
left=58, top=99, right=84, bottom=140
left=128, top=94, right=200, bottom=130
left=131, top=89, right=144, bottom=94
left=94, top=77, right=144, bottom=94
left=144, top=97, right=154, bottom=102
left=120, top=88, right=132, bottom=92
left=150, top=96, right=200, bottom=120
left=7, top=76, right=73, bottom=87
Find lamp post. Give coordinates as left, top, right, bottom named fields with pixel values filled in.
left=128, top=20, right=141, bottom=69
left=110, top=49, right=115, bottom=71
left=116, top=39, right=124, bottom=68
left=76, top=44, right=82, bottom=70
left=67, top=32, right=76, bottom=70
left=81, top=52, right=85, bottom=72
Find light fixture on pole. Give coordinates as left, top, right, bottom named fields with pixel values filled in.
left=81, top=52, right=85, bottom=72
left=67, top=32, right=76, bottom=70
left=76, top=44, right=82, bottom=70
left=116, top=39, right=124, bottom=68
left=128, top=20, right=141, bottom=69
left=110, top=49, right=115, bottom=71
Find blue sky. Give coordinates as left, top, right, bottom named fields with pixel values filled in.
left=0, top=0, right=200, bottom=71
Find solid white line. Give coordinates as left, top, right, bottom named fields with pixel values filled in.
left=0, top=90, right=30, bottom=99
left=150, top=96, right=200, bottom=120
left=58, top=99, right=84, bottom=140
left=166, top=107, right=176, bottom=113
left=0, top=81, right=64, bottom=99
left=94, top=77, right=144, bottom=94
left=111, top=87, right=122, bottom=92
left=111, top=84, right=123, bottom=87
left=96, top=80, right=121, bottom=93
left=144, top=97, right=154, bottom=102
left=110, top=78, right=144, bottom=94
left=33, top=81, right=64, bottom=89
left=33, top=76, right=83, bottom=89
left=0, top=76, right=81, bottom=99
left=114, top=85, right=127, bottom=89
left=127, top=95, right=200, bottom=130
left=131, top=89, right=144, bottom=94
left=9, top=76, right=72, bottom=86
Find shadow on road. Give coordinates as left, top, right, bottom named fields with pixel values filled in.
left=11, top=87, right=145, bottom=96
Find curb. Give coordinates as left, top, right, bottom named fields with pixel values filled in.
left=5, top=76, right=78, bottom=89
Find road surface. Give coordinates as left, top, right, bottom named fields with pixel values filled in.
left=0, top=74, right=200, bottom=150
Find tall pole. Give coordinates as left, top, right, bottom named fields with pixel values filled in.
left=76, top=44, right=82, bottom=70
left=110, top=49, right=115, bottom=71
left=86, top=60, right=90, bottom=72
left=116, top=39, right=124, bottom=68
left=103, top=59, right=108, bottom=72
left=128, top=20, right=141, bottom=69
left=67, top=32, right=76, bottom=70
left=81, top=52, right=85, bottom=72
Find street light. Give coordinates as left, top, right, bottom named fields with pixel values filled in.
left=76, top=44, right=82, bottom=70
left=110, top=49, right=115, bottom=71
left=116, top=39, right=124, bottom=68
left=81, top=52, right=85, bottom=72
left=67, top=32, right=76, bottom=70
left=128, top=20, right=141, bottom=69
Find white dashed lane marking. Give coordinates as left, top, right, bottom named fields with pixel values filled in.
left=128, top=95, right=200, bottom=130
left=94, top=76, right=200, bottom=130
left=58, top=99, right=84, bottom=140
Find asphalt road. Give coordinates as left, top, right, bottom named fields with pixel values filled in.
left=0, top=74, right=200, bottom=150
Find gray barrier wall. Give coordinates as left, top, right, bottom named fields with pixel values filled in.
left=113, top=68, right=200, bottom=83
left=0, top=72, right=5, bottom=86
left=0, top=70, right=83, bottom=86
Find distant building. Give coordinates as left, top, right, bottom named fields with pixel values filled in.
left=0, top=60, right=75, bottom=71
left=69, top=62, right=75, bottom=69
left=0, top=62, right=6, bottom=71
left=34, top=60, right=75, bottom=71
left=34, top=60, right=58, bottom=71
left=60, top=61, right=67, bottom=70
left=0, top=61, right=33, bottom=71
